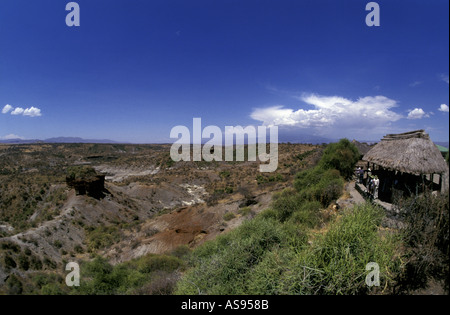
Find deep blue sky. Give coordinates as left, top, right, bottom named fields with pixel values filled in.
left=0, top=0, right=448, bottom=143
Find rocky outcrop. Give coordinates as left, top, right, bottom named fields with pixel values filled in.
left=66, top=166, right=105, bottom=198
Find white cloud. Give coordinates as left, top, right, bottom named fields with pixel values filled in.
left=252, top=94, right=402, bottom=128
left=0, top=134, right=24, bottom=140
left=23, top=106, right=42, bottom=117
left=440, top=74, right=449, bottom=84
left=250, top=94, right=404, bottom=139
left=2, top=104, right=13, bottom=114
left=2, top=105, right=42, bottom=117
left=438, top=104, right=449, bottom=113
left=407, top=108, right=429, bottom=120
left=11, top=107, right=25, bottom=115
left=409, top=81, right=422, bottom=87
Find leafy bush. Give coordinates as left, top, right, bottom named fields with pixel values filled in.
left=294, top=167, right=344, bottom=207
left=5, top=274, right=23, bottom=295
left=271, top=188, right=303, bottom=222
left=223, top=212, right=236, bottom=221
left=319, top=139, right=359, bottom=179
left=66, top=166, right=98, bottom=181
left=85, top=225, right=122, bottom=252
left=3, top=255, right=17, bottom=269
left=289, top=200, right=322, bottom=228
left=136, top=254, right=183, bottom=274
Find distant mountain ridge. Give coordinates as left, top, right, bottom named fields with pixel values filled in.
left=1, top=136, right=448, bottom=147
left=0, top=137, right=119, bottom=144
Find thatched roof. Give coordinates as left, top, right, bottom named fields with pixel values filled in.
left=362, top=130, right=448, bottom=175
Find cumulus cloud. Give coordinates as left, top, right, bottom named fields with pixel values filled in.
left=438, top=104, right=449, bottom=113
left=251, top=94, right=403, bottom=139
left=23, top=107, right=42, bottom=117
left=2, top=105, right=42, bottom=117
left=407, top=108, right=429, bottom=120
left=2, top=104, right=13, bottom=114
left=11, top=107, right=25, bottom=115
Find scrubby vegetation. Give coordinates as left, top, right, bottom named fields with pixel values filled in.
left=176, top=202, right=402, bottom=295
left=1, top=140, right=447, bottom=295
left=72, top=253, right=185, bottom=295
left=175, top=140, right=404, bottom=295
left=0, top=250, right=187, bottom=295
left=395, top=191, right=449, bottom=293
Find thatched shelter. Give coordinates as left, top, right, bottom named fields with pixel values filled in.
left=362, top=130, right=448, bottom=199
left=363, top=130, right=447, bottom=175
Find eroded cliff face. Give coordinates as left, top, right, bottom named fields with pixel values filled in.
left=66, top=174, right=105, bottom=198
left=66, top=166, right=105, bottom=199
left=0, top=143, right=320, bottom=291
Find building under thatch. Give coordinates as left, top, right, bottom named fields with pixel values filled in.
left=363, top=130, right=447, bottom=175
left=362, top=130, right=448, bottom=201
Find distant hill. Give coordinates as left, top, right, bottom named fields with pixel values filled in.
left=44, top=137, right=120, bottom=144
left=276, top=128, right=336, bottom=144
left=0, top=137, right=119, bottom=144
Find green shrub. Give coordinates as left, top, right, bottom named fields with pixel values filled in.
left=4, top=255, right=17, bottom=269
left=271, top=188, right=303, bottom=222
left=170, top=245, right=191, bottom=259
left=295, top=168, right=344, bottom=207
left=238, top=206, right=252, bottom=217
left=17, top=254, right=30, bottom=271
left=85, top=225, right=122, bottom=252
left=289, top=200, right=322, bottom=228
left=259, top=208, right=278, bottom=221
left=40, top=283, right=66, bottom=295
left=219, top=171, right=231, bottom=178
left=319, top=139, right=359, bottom=179
left=136, top=254, right=183, bottom=274
left=66, top=166, right=97, bottom=181
left=5, top=274, right=23, bottom=295
left=223, top=212, right=236, bottom=221
left=73, top=253, right=184, bottom=295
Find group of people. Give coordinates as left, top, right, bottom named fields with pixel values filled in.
left=356, top=167, right=380, bottom=200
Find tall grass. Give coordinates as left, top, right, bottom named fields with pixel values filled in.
left=287, top=203, right=402, bottom=295
left=175, top=216, right=307, bottom=295
left=176, top=202, right=403, bottom=295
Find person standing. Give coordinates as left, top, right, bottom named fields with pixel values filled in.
left=373, top=175, right=380, bottom=199
left=366, top=168, right=372, bottom=189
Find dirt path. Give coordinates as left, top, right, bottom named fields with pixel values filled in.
left=346, top=181, right=366, bottom=204
left=336, top=181, right=365, bottom=210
